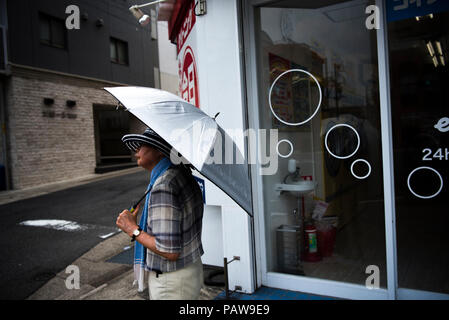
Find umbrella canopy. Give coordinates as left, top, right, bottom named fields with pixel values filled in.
left=104, top=86, right=253, bottom=217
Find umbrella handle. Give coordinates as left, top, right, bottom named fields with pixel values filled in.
left=129, top=188, right=151, bottom=214
left=129, top=202, right=142, bottom=214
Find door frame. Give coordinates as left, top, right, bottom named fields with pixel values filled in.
left=375, top=0, right=397, bottom=300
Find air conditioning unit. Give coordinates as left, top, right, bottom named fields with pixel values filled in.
left=0, top=25, right=7, bottom=73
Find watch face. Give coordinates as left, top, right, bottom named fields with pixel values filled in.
left=133, top=229, right=140, bottom=236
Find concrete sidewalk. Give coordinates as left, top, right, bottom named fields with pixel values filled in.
left=1, top=168, right=224, bottom=300
left=27, top=231, right=223, bottom=300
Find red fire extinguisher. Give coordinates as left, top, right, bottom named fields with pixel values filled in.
left=304, top=224, right=322, bottom=262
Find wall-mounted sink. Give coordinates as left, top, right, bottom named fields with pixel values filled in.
left=274, top=180, right=316, bottom=197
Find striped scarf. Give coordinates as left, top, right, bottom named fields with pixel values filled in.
left=133, top=157, right=172, bottom=292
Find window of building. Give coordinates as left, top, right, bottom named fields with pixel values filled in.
left=93, top=104, right=132, bottom=167
left=110, top=37, right=129, bottom=65
left=39, top=13, right=67, bottom=49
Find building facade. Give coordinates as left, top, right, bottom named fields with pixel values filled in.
left=0, top=0, right=161, bottom=190
left=159, top=0, right=449, bottom=300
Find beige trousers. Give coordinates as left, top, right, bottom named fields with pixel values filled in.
left=148, top=258, right=204, bottom=300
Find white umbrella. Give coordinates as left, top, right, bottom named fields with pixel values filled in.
left=104, top=86, right=253, bottom=217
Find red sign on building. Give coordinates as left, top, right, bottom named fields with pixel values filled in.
left=180, top=46, right=199, bottom=108
left=176, top=1, right=196, bottom=53
left=175, top=1, right=200, bottom=109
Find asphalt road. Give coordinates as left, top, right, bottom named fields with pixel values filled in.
left=0, top=170, right=149, bottom=300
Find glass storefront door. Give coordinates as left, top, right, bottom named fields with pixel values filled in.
left=387, top=6, right=449, bottom=296
left=245, top=0, right=449, bottom=298
left=252, top=0, right=388, bottom=290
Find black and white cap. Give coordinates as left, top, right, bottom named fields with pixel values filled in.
left=121, top=128, right=172, bottom=159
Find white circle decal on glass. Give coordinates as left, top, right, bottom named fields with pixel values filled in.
left=407, top=166, right=443, bottom=199
left=325, top=124, right=361, bottom=159
left=350, top=159, right=371, bottom=180
left=276, top=139, right=294, bottom=158
left=268, top=69, right=322, bottom=126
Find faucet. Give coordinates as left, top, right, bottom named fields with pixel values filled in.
left=283, top=165, right=301, bottom=184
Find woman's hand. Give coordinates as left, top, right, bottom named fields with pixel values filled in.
left=116, top=204, right=140, bottom=237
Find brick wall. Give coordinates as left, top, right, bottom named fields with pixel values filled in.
left=6, top=66, right=144, bottom=189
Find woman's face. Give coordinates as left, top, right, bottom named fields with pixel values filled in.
left=135, top=144, right=163, bottom=171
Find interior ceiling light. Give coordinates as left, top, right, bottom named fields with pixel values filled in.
left=416, top=13, right=434, bottom=21
left=432, top=56, right=439, bottom=68
left=435, top=41, right=443, bottom=56
left=426, top=40, right=446, bottom=68
left=427, top=41, right=435, bottom=57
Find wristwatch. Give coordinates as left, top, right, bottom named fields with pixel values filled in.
left=131, top=227, right=142, bottom=242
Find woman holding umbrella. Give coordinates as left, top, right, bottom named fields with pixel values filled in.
left=115, top=128, right=204, bottom=300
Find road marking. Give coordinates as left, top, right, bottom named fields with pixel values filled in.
left=99, top=232, right=117, bottom=239
left=19, top=219, right=88, bottom=232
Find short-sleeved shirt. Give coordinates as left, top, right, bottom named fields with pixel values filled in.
left=145, top=165, right=204, bottom=273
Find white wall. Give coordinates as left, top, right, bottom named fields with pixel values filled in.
left=157, top=18, right=227, bottom=270
left=201, top=205, right=224, bottom=267
left=195, top=0, right=254, bottom=293
left=161, top=0, right=255, bottom=293
left=157, top=21, right=179, bottom=95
